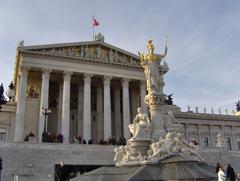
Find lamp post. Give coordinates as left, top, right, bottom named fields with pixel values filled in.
left=0, top=158, right=2, bottom=181
left=41, top=107, right=51, bottom=142
left=6, top=81, right=15, bottom=102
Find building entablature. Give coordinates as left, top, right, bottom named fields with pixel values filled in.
left=19, top=55, right=145, bottom=81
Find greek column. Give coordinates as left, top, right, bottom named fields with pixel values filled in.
left=83, top=73, right=92, bottom=142
left=231, top=126, right=236, bottom=150
left=61, top=71, right=72, bottom=143
left=209, top=125, right=213, bottom=147
left=96, top=86, right=103, bottom=142
left=140, top=81, right=147, bottom=113
left=38, top=69, right=51, bottom=142
left=14, top=66, right=29, bottom=142
left=122, top=78, right=131, bottom=140
left=184, top=123, right=189, bottom=141
left=103, top=76, right=112, bottom=140
left=114, top=86, right=121, bottom=138
left=197, top=124, right=201, bottom=147
left=77, top=82, right=83, bottom=138
left=57, top=81, right=63, bottom=134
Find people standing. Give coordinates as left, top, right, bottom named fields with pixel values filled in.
left=226, top=163, right=235, bottom=181
left=216, top=162, right=221, bottom=174
left=236, top=173, right=240, bottom=181
left=55, top=161, right=69, bottom=181
left=218, top=167, right=226, bottom=181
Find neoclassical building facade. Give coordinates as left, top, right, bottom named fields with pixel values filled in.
left=1, top=39, right=240, bottom=150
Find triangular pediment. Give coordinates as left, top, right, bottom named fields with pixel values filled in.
left=18, top=41, right=141, bottom=67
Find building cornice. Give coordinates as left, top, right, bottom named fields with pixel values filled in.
left=17, top=40, right=140, bottom=59
left=175, top=111, right=240, bottom=122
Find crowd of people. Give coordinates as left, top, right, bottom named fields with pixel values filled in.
left=71, top=135, right=126, bottom=145
left=24, top=131, right=126, bottom=146
left=216, top=162, right=240, bottom=181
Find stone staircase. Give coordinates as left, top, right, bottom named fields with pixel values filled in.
left=0, top=142, right=115, bottom=181
left=1, top=142, right=240, bottom=181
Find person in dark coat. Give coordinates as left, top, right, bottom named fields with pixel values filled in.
left=57, top=133, right=63, bottom=143
left=55, top=161, right=69, bottom=181
left=216, top=162, right=221, bottom=174
left=226, top=163, right=235, bottom=181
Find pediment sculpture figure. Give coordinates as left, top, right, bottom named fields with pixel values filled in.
left=129, top=107, right=152, bottom=141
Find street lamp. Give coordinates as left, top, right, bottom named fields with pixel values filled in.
left=0, top=158, right=2, bottom=181
left=41, top=107, right=51, bottom=142
left=6, top=81, right=15, bottom=102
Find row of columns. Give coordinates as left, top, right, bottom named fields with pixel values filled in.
left=14, top=68, right=147, bottom=143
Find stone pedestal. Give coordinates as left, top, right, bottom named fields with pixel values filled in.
left=145, top=93, right=166, bottom=141
left=128, top=139, right=151, bottom=156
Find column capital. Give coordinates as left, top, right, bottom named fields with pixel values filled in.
left=103, top=76, right=112, bottom=85
left=122, top=78, right=130, bottom=87
left=140, top=80, right=146, bottom=89
left=83, top=73, right=93, bottom=81
left=19, top=65, right=29, bottom=77
left=42, top=69, right=52, bottom=79
left=84, top=73, right=93, bottom=83
left=140, top=80, right=146, bottom=85
left=63, top=71, right=73, bottom=81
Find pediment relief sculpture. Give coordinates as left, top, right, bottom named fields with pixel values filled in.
left=28, top=45, right=139, bottom=66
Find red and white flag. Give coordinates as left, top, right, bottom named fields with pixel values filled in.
left=93, top=17, right=100, bottom=27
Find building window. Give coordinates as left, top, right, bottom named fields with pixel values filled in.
left=237, top=141, right=240, bottom=151
left=202, top=137, right=209, bottom=148
left=0, top=128, right=7, bottom=141
left=226, top=138, right=232, bottom=150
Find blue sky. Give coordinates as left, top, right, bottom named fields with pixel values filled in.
left=0, top=0, right=239, bottom=113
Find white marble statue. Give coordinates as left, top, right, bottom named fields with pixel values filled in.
left=174, top=133, right=204, bottom=161
left=216, top=132, right=226, bottom=147
left=163, top=111, right=183, bottom=135
left=147, top=132, right=204, bottom=162
left=114, top=146, right=125, bottom=162
left=129, top=107, right=152, bottom=141
left=148, top=132, right=175, bottom=159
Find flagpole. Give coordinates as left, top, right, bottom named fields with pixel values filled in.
left=92, top=16, right=94, bottom=41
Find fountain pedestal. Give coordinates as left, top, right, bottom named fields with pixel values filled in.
left=128, top=139, right=151, bottom=156
left=145, top=93, right=166, bottom=141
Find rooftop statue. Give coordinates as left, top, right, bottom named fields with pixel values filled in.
left=138, top=40, right=167, bottom=95
left=236, top=100, right=240, bottom=112
left=164, top=93, right=173, bottom=105
left=0, top=83, right=4, bottom=100
left=0, top=83, right=7, bottom=105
